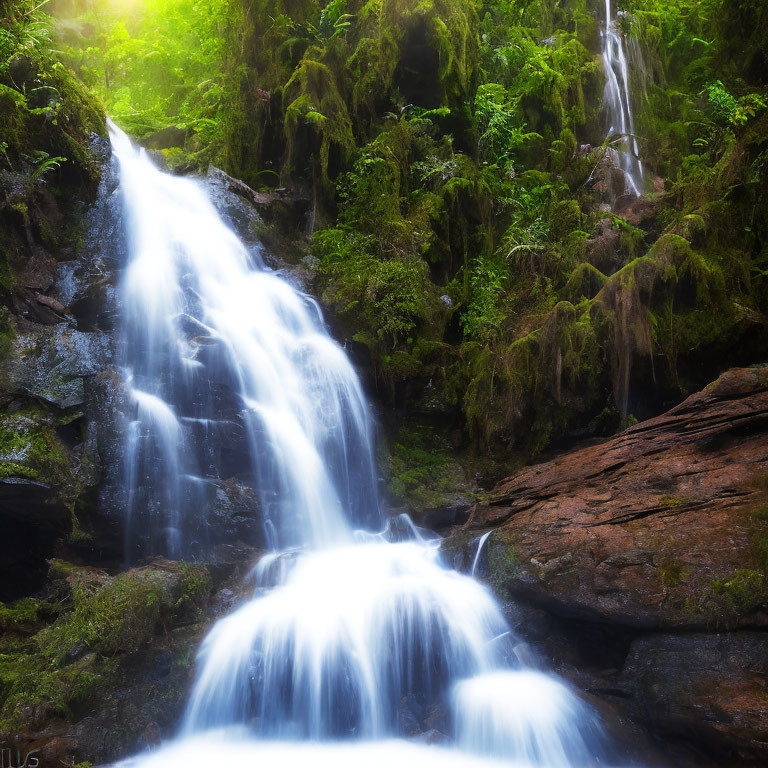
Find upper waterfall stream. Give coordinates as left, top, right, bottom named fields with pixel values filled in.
left=601, top=0, right=644, bottom=195
left=110, top=124, right=629, bottom=767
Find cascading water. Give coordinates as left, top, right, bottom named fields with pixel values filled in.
left=601, top=0, right=644, bottom=195
left=110, top=124, right=627, bottom=767
left=112, top=122, right=379, bottom=559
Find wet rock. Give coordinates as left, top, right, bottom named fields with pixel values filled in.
left=207, top=166, right=271, bottom=207
left=206, top=166, right=312, bottom=248
left=460, top=367, right=768, bottom=763
left=57, top=260, right=118, bottom=332
left=84, top=369, right=130, bottom=555
left=0, top=399, right=101, bottom=599
left=0, top=561, right=214, bottom=765
left=613, top=193, right=660, bottom=226
left=418, top=493, right=474, bottom=530
left=153, top=649, right=173, bottom=677
left=52, top=149, right=123, bottom=335
left=585, top=218, right=621, bottom=272
left=618, top=632, right=768, bottom=764
left=211, top=587, right=237, bottom=616
left=415, top=728, right=447, bottom=744
left=143, top=721, right=162, bottom=747
left=208, top=476, right=264, bottom=545
left=34, top=293, right=66, bottom=314
left=34, top=735, right=79, bottom=765
left=0, top=477, right=69, bottom=600
left=344, top=338, right=373, bottom=371
left=397, top=695, right=423, bottom=736
left=3, top=323, right=113, bottom=409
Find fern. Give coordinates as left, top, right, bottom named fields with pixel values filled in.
left=29, top=153, right=66, bottom=181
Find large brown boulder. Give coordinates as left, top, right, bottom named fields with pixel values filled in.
left=456, top=366, right=768, bottom=764
left=464, top=366, right=768, bottom=630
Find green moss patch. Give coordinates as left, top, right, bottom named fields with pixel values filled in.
left=388, top=423, right=470, bottom=513
left=0, top=561, right=210, bottom=734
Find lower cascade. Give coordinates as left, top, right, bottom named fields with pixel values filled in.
left=109, top=126, right=625, bottom=767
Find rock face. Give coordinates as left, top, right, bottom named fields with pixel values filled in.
left=0, top=558, right=220, bottom=764
left=618, top=632, right=768, bottom=763
left=459, top=366, right=768, bottom=764
left=0, top=143, right=275, bottom=586
left=466, top=366, right=768, bottom=630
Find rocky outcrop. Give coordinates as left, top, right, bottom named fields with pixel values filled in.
left=0, top=559, right=208, bottom=763
left=455, top=366, right=768, bottom=764
left=0, top=141, right=278, bottom=589
left=0, top=142, right=125, bottom=596
left=465, top=366, right=768, bottom=630
left=0, top=551, right=257, bottom=765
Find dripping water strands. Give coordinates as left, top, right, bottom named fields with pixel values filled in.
left=601, top=0, right=644, bottom=196
left=109, top=123, right=628, bottom=767
left=472, top=530, right=493, bottom=577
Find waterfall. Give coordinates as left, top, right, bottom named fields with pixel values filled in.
left=109, top=124, right=621, bottom=767
left=112, top=122, right=380, bottom=559
left=601, top=0, right=644, bottom=196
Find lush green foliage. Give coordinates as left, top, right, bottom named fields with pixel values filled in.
left=0, top=1, right=104, bottom=321
left=29, top=0, right=768, bottom=469
left=55, top=0, right=229, bottom=155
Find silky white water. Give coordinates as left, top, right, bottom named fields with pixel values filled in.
left=601, top=0, right=644, bottom=195
left=110, top=124, right=618, bottom=767
left=112, top=121, right=379, bottom=558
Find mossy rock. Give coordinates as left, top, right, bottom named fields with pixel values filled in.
left=0, top=561, right=211, bottom=737
left=550, top=199, right=581, bottom=242
left=387, top=422, right=474, bottom=519
left=0, top=413, right=71, bottom=484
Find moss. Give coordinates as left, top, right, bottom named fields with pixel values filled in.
left=0, top=599, right=39, bottom=632
left=48, top=559, right=91, bottom=583
left=550, top=199, right=581, bottom=242
left=748, top=505, right=768, bottom=573
left=66, top=528, right=95, bottom=547
left=462, top=296, right=609, bottom=456
left=658, top=559, right=688, bottom=589
left=563, top=263, right=606, bottom=303
left=709, top=569, right=768, bottom=617
left=314, top=217, right=444, bottom=390
left=486, top=530, right=523, bottom=594
left=283, top=50, right=355, bottom=186
left=659, top=495, right=687, bottom=507
left=0, top=415, right=72, bottom=486
left=682, top=505, right=768, bottom=624
left=0, top=563, right=210, bottom=734
left=37, top=564, right=210, bottom=663
left=215, top=0, right=768, bottom=466
left=388, top=423, right=469, bottom=512
left=678, top=214, right=707, bottom=245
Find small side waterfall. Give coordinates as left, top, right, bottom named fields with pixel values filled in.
left=601, top=0, right=644, bottom=195
left=110, top=125, right=625, bottom=767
